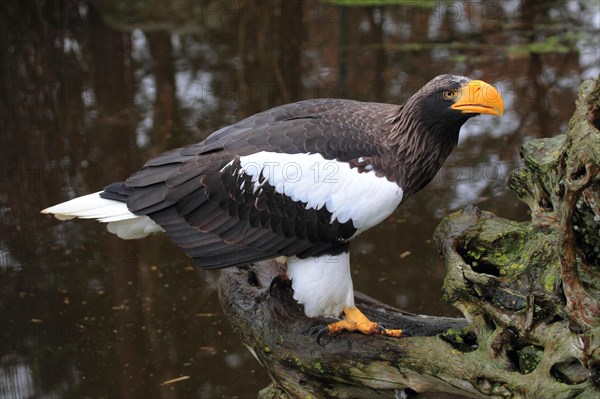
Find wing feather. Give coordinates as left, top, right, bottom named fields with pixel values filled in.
left=106, top=99, right=398, bottom=269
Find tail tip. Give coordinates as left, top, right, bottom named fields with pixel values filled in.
left=40, top=206, right=76, bottom=220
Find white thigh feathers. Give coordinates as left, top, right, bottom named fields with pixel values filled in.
left=287, top=252, right=354, bottom=318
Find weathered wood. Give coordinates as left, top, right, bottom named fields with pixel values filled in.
left=218, top=78, right=600, bottom=398
left=219, top=261, right=477, bottom=399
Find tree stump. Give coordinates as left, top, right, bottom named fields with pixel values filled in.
left=218, top=78, right=600, bottom=398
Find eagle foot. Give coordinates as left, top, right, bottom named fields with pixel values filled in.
left=316, top=306, right=403, bottom=345
left=268, top=273, right=292, bottom=296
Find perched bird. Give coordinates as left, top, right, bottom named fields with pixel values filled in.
left=42, top=74, right=503, bottom=338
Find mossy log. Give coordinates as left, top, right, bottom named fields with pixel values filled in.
left=218, top=78, right=600, bottom=398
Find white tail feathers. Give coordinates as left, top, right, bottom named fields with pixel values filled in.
left=41, top=191, right=164, bottom=239
left=42, top=192, right=136, bottom=222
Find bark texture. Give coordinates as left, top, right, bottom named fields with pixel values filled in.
left=218, top=78, right=600, bottom=398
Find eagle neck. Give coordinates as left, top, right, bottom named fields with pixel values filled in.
left=384, top=105, right=461, bottom=199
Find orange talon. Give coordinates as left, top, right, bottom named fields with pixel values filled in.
left=326, top=306, right=403, bottom=337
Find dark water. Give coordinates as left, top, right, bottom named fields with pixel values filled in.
left=1, top=1, right=598, bottom=398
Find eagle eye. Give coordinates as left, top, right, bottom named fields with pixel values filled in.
left=442, top=90, right=457, bottom=100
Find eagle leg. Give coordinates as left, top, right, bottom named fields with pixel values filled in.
left=317, top=306, right=403, bottom=344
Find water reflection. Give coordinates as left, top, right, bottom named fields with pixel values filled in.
left=1, top=0, right=598, bottom=397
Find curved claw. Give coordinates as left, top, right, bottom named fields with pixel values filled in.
left=268, top=273, right=291, bottom=296
left=316, top=327, right=331, bottom=346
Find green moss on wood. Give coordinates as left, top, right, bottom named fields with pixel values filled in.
left=517, top=345, right=543, bottom=374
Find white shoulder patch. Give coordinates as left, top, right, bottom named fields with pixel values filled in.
left=226, top=152, right=403, bottom=235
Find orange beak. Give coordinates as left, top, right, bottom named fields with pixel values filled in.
left=451, top=80, right=504, bottom=117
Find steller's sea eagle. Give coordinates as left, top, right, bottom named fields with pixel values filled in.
left=42, top=74, right=504, bottom=338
